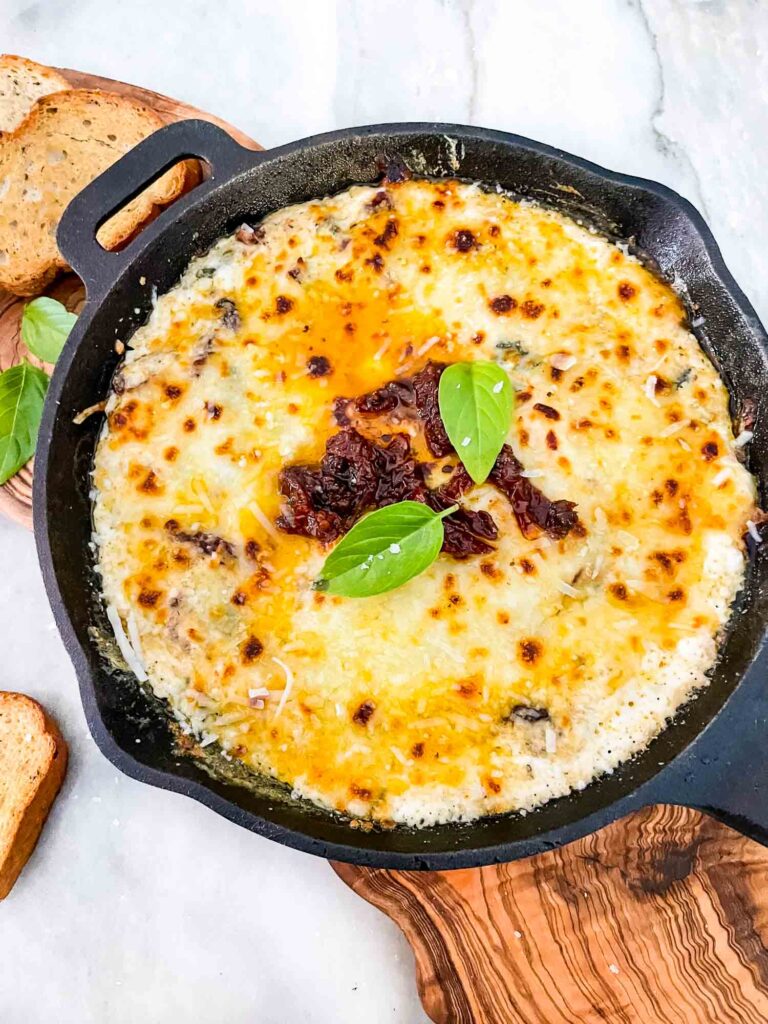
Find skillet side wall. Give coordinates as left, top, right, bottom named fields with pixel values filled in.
left=34, top=124, right=768, bottom=868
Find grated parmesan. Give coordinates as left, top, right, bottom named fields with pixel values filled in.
left=106, top=605, right=147, bottom=681
left=551, top=353, right=577, bottom=371
left=272, top=657, right=295, bottom=718
left=556, top=580, right=581, bottom=598
left=644, top=375, right=660, bottom=406
left=248, top=500, right=279, bottom=539
left=416, top=335, right=442, bottom=357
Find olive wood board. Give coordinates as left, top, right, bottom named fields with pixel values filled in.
left=5, top=67, right=768, bottom=1024
left=0, top=67, right=261, bottom=529
left=334, top=805, right=768, bottom=1024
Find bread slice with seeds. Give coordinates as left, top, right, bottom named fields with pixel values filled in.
left=0, top=89, right=188, bottom=294
left=0, top=692, right=67, bottom=899
left=0, top=54, right=69, bottom=135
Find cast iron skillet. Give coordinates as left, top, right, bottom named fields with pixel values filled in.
left=34, top=120, right=768, bottom=870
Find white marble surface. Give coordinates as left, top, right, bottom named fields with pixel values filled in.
left=1, top=1, right=767, bottom=1021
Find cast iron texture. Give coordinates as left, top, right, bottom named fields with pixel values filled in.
left=34, top=120, right=768, bottom=869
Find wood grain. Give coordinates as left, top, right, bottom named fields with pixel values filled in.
left=0, top=68, right=260, bottom=530
left=333, top=805, right=768, bottom=1024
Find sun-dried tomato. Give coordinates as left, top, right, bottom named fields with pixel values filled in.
left=276, top=429, right=425, bottom=542
left=428, top=488, right=496, bottom=558
left=276, top=425, right=499, bottom=557
left=490, top=445, right=577, bottom=539
left=356, top=378, right=416, bottom=416
left=356, top=361, right=451, bottom=457
left=278, top=366, right=578, bottom=555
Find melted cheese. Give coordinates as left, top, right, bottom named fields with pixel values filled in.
left=92, top=179, right=758, bottom=825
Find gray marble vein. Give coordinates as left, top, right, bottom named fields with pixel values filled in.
left=635, top=0, right=712, bottom=219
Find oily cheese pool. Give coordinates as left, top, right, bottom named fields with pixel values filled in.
left=91, top=176, right=759, bottom=827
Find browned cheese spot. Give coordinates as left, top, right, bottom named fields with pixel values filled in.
left=373, top=218, right=399, bottom=249
left=240, top=636, right=264, bottom=663
left=457, top=679, right=478, bottom=699
left=139, top=470, right=161, bottom=494
left=307, top=355, right=332, bottom=377
left=519, top=638, right=542, bottom=664
left=480, top=561, right=502, bottom=580
left=451, top=229, right=478, bottom=252
left=489, top=294, right=516, bottom=314
left=352, top=700, right=376, bottom=726
left=521, top=300, right=544, bottom=319
left=533, top=402, right=560, bottom=420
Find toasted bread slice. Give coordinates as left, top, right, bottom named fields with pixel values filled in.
left=0, top=89, right=188, bottom=294
left=0, top=55, right=69, bottom=135
left=0, top=692, right=67, bottom=899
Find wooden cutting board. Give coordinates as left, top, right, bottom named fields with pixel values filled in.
left=334, top=806, right=768, bottom=1024
left=4, top=69, right=768, bottom=1024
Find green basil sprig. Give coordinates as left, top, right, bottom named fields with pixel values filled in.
left=438, top=361, right=514, bottom=484
left=315, top=501, right=457, bottom=598
left=21, top=296, right=77, bottom=364
left=0, top=362, right=50, bottom=483
left=0, top=298, right=76, bottom=485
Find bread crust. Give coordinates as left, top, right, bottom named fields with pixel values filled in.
left=0, top=54, right=69, bottom=136
left=0, top=87, right=188, bottom=294
left=0, top=692, right=67, bottom=899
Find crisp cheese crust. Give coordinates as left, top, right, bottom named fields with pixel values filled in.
left=92, top=178, right=757, bottom=826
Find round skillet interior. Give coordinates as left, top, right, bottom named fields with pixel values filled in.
left=35, top=124, right=768, bottom=869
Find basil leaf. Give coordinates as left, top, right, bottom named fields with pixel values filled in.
left=0, top=362, right=49, bottom=484
left=315, top=500, right=457, bottom=598
left=21, top=297, right=77, bottom=364
left=438, top=361, right=514, bottom=484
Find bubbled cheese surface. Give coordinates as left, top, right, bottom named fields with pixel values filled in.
left=92, top=178, right=758, bottom=826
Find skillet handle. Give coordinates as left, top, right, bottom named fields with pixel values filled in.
left=57, top=119, right=257, bottom=299
left=646, top=646, right=768, bottom=845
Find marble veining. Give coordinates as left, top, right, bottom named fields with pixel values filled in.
left=1, top=1, right=767, bottom=1021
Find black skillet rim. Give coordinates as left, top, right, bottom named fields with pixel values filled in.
left=34, top=121, right=768, bottom=869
